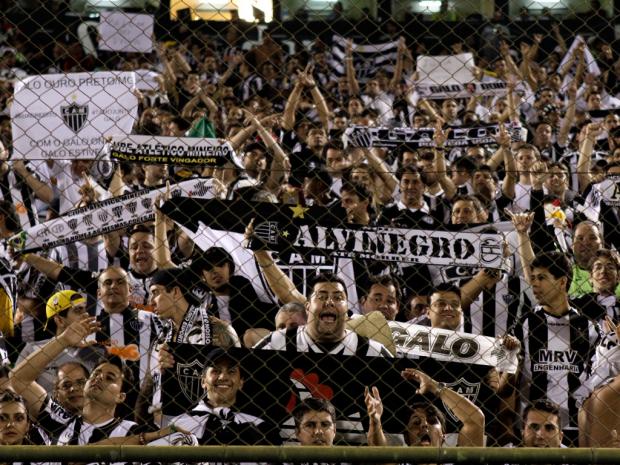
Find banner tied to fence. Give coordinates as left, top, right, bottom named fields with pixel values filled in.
left=11, top=71, right=138, bottom=160
left=109, top=135, right=240, bottom=166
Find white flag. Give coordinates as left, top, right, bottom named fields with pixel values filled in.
left=98, top=11, right=154, bottom=53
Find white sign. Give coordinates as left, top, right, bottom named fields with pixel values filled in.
left=11, top=72, right=138, bottom=160
left=389, top=322, right=519, bottom=373
left=98, top=11, right=154, bottom=53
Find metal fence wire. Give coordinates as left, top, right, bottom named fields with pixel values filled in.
left=0, top=0, right=619, bottom=460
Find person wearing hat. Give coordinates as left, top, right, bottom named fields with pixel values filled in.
left=14, top=290, right=103, bottom=392
left=158, top=347, right=281, bottom=446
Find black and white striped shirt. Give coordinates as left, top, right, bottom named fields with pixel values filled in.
left=254, top=326, right=392, bottom=357
left=513, top=306, right=601, bottom=431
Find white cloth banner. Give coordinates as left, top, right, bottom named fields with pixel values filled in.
left=11, top=71, right=138, bottom=160
left=134, top=69, right=161, bottom=91
left=416, top=53, right=509, bottom=99
left=389, top=322, right=519, bottom=373
left=98, top=11, right=154, bottom=53
left=8, top=178, right=216, bottom=253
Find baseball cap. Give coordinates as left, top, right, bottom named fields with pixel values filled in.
left=204, top=347, right=241, bottom=368
left=45, top=290, right=86, bottom=328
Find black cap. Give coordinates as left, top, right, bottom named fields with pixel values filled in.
left=204, top=348, right=240, bottom=368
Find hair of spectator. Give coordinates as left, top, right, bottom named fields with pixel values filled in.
left=128, top=224, right=154, bottom=237
left=515, top=143, right=541, bottom=160
left=307, top=272, right=348, bottom=299
left=192, top=246, right=236, bottom=275
left=453, top=157, right=478, bottom=174
left=530, top=251, right=573, bottom=291
left=396, top=164, right=423, bottom=181
left=321, top=140, right=345, bottom=159
left=404, top=402, right=446, bottom=443
left=523, top=398, right=563, bottom=430
left=451, top=194, right=486, bottom=215
left=587, top=248, right=620, bottom=273
left=431, top=283, right=462, bottom=300
left=56, top=361, right=90, bottom=381
left=169, top=116, right=192, bottom=132
left=340, top=181, right=371, bottom=203
left=365, top=274, right=402, bottom=300
left=276, top=302, right=307, bottom=319
left=292, top=397, right=336, bottom=430
left=474, top=164, right=499, bottom=182
left=0, top=200, right=20, bottom=232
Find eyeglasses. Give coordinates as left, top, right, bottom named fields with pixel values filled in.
left=430, top=300, right=461, bottom=310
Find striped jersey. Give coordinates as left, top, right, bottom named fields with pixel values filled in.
left=513, top=306, right=601, bottom=431
left=254, top=326, right=392, bottom=357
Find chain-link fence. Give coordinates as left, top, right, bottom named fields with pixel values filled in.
left=0, top=0, right=618, bottom=459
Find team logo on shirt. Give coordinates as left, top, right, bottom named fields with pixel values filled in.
left=177, top=359, right=207, bottom=405
left=61, top=102, right=89, bottom=133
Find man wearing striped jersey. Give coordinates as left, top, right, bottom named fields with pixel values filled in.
left=10, top=316, right=143, bottom=448
left=512, top=251, right=601, bottom=446
left=254, top=272, right=392, bottom=357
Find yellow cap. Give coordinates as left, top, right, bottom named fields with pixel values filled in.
left=45, top=290, right=86, bottom=324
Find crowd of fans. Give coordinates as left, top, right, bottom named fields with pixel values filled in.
left=0, top=3, right=618, bottom=460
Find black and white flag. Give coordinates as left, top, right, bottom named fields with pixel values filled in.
left=8, top=178, right=217, bottom=253
left=329, top=35, right=399, bottom=83
left=161, top=197, right=506, bottom=269
left=109, top=135, right=242, bottom=167
left=345, top=123, right=524, bottom=149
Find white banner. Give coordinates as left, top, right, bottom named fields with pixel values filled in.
left=389, top=322, right=519, bottom=373
left=416, top=53, right=509, bottom=99
left=8, top=178, right=216, bottom=253
left=134, top=69, right=161, bottom=92
left=11, top=72, right=138, bottom=160
left=98, top=11, right=154, bottom=53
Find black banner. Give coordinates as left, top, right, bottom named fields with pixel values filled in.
left=163, top=344, right=496, bottom=444
left=161, top=198, right=505, bottom=269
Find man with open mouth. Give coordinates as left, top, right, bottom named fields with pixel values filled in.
left=365, top=368, right=485, bottom=458
left=254, top=271, right=392, bottom=357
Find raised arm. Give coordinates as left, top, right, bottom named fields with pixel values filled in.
left=10, top=316, right=99, bottom=418
left=506, top=210, right=535, bottom=286
left=345, top=39, right=360, bottom=96
left=557, top=83, right=577, bottom=147
left=401, top=368, right=485, bottom=447
left=362, top=148, right=398, bottom=196
left=577, top=123, right=602, bottom=193
left=433, top=123, right=456, bottom=200
left=246, top=221, right=306, bottom=305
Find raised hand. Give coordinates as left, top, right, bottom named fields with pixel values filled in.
left=59, top=316, right=100, bottom=348
left=401, top=368, right=440, bottom=396
left=505, top=209, right=534, bottom=234
left=364, top=386, right=384, bottom=425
